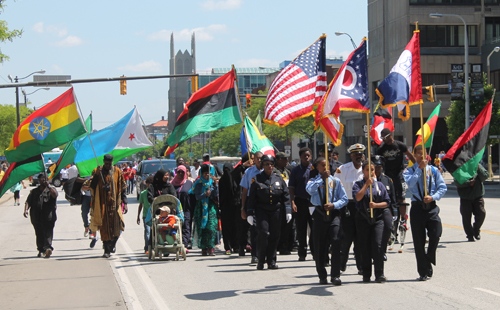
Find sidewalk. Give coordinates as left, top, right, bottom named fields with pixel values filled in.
left=0, top=188, right=126, bottom=310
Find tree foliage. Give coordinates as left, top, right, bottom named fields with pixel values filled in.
left=0, top=104, right=31, bottom=155
left=446, top=75, right=500, bottom=145
left=0, top=2, right=23, bottom=63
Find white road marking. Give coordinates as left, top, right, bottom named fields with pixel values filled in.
left=474, top=288, right=500, bottom=298
left=111, top=256, right=144, bottom=310
left=118, top=238, right=171, bottom=310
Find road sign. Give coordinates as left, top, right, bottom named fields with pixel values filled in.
left=285, top=149, right=291, bottom=156
left=33, top=75, right=72, bottom=86
left=284, top=145, right=291, bottom=150
left=189, top=152, right=193, bottom=158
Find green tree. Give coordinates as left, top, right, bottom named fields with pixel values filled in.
left=446, top=75, right=500, bottom=145
left=0, top=104, right=31, bottom=155
left=0, top=2, right=23, bottom=63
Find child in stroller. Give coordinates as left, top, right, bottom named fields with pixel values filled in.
left=159, top=206, right=177, bottom=246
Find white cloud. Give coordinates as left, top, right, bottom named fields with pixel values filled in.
left=55, top=36, right=84, bottom=47
left=200, top=0, right=242, bottom=10
left=147, top=24, right=228, bottom=42
left=236, top=58, right=279, bottom=68
left=32, top=22, right=67, bottom=37
left=118, top=60, right=163, bottom=73
left=33, top=22, right=44, bottom=33
left=52, top=65, right=64, bottom=74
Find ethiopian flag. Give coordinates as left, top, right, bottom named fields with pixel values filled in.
left=415, top=103, right=441, bottom=148
left=166, top=69, right=242, bottom=148
left=5, top=88, right=86, bottom=163
left=0, top=155, right=44, bottom=198
left=443, top=98, right=492, bottom=184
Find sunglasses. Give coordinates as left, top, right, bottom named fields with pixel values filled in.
left=263, top=162, right=274, bottom=166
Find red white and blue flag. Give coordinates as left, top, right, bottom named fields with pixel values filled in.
left=370, top=104, right=394, bottom=145
left=314, top=39, right=369, bottom=146
left=264, top=35, right=327, bottom=127
left=376, top=31, right=423, bottom=121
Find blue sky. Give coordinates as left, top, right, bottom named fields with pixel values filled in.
left=0, top=0, right=367, bottom=130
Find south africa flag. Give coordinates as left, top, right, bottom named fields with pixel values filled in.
left=443, top=98, right=492, bottom=184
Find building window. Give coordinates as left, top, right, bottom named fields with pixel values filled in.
left=486, top=17, right=500, bottom=41
left=410, top=0, right=498, bottom=4
left=411, top=25, right=477, bottom=47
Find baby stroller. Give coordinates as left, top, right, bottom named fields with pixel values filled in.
left=148, top=194, right=187, bottom=261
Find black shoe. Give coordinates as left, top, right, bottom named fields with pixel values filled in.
left=103, top=252, right=110, bottom=258
left=111, top=247, right=116, bottom=253
left=417, top=275, right=428, bottom=281
left=467, top=236, right=475, bottom=242
left=298, top=256, right=306, bottom=261
left=239, top=248, right=246, bottom=256
left=319, top=278, right=328, bottom=285
left=268, top=263, right=279, bottom=270
left=90, top=239, right=97, bottom=248
left=475, top=233, right=481, bottom=240
left=44, top=249, right=52, bottom=258
left=375, top=276, right=387, bottom=283
left=256, top=263, right=264, bottom=270
left=331, top=277, right=342, bottom=286
left=250, top=256, right=259, bottom=265
left=363, top=277, right=371, bottom=283
left=37, top=252, right=44, bottom=258
left=428, top=266, right=433, bottom=278
left=280, top=249, right=291, bottom=255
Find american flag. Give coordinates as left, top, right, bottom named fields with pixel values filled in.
left=264, top=36, right=327, bottom=127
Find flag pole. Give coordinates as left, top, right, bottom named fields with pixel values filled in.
left=366, top=113, right=373, bottom=218
left=232, top=65, right=252, bottom=162
left=325, top=134, right=330, bottom=216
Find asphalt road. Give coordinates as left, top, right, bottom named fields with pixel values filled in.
left=1, top=185, right=499, bottom=310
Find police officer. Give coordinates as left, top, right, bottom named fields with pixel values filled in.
left=403, top=145, right=447, bottom=281
left=247, top=155, right=292, bottom=270
left=334, top=143, right=365, bottom=274
left=274, top=152, right=293, bottom=255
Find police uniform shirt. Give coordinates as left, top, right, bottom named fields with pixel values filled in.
left=403, top=165, right=447, bottom=202
left=240, top=166, right=263, bottom=196
left=246, top=171, right=291, bottom=216
left=305, top=175, right=348, bottom=209
left=273, top=166, right=290, bottom=185
left=334, top=162, right=363, bottom=200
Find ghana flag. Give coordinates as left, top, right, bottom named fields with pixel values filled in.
left=166, top=69, right=242, bottom=149
left=443, top=98, right=492, bottom=184
left=5, top=88, right=86, bottom=163
left=0, top=155, right=44, bottom=198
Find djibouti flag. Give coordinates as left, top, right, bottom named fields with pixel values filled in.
left=443, top=98, right=492, bottom=184
left=73, top=107, right=153, bottom=177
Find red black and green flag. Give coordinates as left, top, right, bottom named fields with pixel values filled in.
left=165, top=69, right=242, bottom=153
left=0, top=155, right=45, bottom=198
left=443, top=98, right=492, bottom=184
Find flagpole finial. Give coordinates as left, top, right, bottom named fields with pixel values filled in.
left=363, top=37, right=368, bottom=41
left=414, top=21, right=419, bottom=31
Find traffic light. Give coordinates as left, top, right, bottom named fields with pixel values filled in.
left=425, top=85, right=434, bottom=102
left=191, top=75, right=198, bottom=93
left=120, top=76, right=127, bottom=95
left=245, top=93, right=251, bottom=108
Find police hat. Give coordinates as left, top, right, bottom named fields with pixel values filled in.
left=372, top=155, right=384, bottom=166
left=275, top=152, right=287, bottom=159
left=347, top=143, right=366, bottom=154
left=261, top=154, right=275, bottom=163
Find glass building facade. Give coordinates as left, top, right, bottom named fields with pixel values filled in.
left=197, top=67, right=279, bottom=95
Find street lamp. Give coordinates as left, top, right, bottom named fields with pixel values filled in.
left=430, top=13, right=470, bottom=130
left=22, top=87, right=50, bottom=107
left=487, top=46, right=500, bottom=85
left=335, top=32, right=357, bottom=49
left=9, top=70, right=46, bottom=127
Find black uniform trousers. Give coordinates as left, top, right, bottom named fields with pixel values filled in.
left=410, top=201, right=442, bottom=278
left=459, top=197, right=486, bottom=238
left=182, top=196, right=196, bottom=246
left=31, top=218, right=56, bottom=253
left=255, top=207, right=281, bottom=265
left=220, top=203, right=240, bottom=251
left=340, top=200, right=362, bottom=272
left=355, top=208, right=392, bottom=278
left=295, top=197, right=314, bottom=259
left=312, top=209, right=341, bottom=280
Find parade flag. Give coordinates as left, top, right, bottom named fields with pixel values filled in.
left=166, top=69, right=242, bottom=148
left=49, top=113, right=92, bottom=180
left=164, top=143, right=178, bottom=157
left=5, top=88, right=86, bottom=163
left=73, top=107, right=153, bottom=177
left=0, top=155, right=44, bottom=198
left=415, top=103, right=441, bottom=148
left=443, top=98, right=492, bottom=184
left=370, top=104, right=394, bottom=145
left=264, top=35, right=327, bottom=127
left=241, top=116, right=275, bottom=156
left=376, top=31, right=423, bottom=121
left=255, top=111, right=263, bottom=132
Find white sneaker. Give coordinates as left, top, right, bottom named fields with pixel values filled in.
left=84, top=228, right=89, bottom=237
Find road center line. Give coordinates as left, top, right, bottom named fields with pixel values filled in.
left=119, top=238, right=171, bottom=310
left=442, top=224, right=500, bottom=235
left=474, top=288, right=500, bottom=297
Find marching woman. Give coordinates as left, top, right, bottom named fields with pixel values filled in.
left=191, top=164, right=219, bottom=256
left=306, top=157, right=348, bottom=285
left=352, top=160, right=392, bottom=283
left=247, top=155, right=291, bottom=270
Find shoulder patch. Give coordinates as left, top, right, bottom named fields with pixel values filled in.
left=336, top=168, right=341, bottom=174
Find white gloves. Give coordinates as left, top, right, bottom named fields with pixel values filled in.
left=286, top=214, right=292, bottom=223
left=247, top=215, right=254, bottom=226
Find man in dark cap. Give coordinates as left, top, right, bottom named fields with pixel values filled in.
left=376, top=128, right=416, bottom=243
left=85, top=154, right=128, bottom=258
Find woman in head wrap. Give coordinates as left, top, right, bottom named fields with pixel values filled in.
left=147, top=169, right=176, bottom=204
left=218, top=163, right=240, bottom=255
left=190, top=164, right=219, bottom=256
left=172, top=164, right=196, bottom=250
